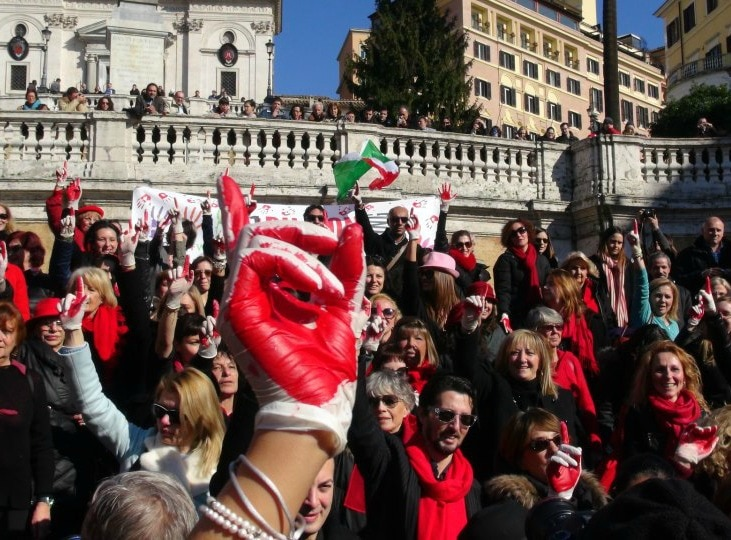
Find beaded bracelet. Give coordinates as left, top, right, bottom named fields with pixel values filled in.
left=200, top=496, right=279, bottom=540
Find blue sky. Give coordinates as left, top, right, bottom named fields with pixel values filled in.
left=274, top=1, right=665, bottom=99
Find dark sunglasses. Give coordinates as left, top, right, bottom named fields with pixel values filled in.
left=510, top=227, right=528, bottom=238
left=535, top=238, right=549, bottom=244
left=539, top=324, right=564, bottom=333
left=389, top=216, right=409, bottom=224
left=368, top=395, right=401, bottom=409
left=381, top=307, right=396, bottom=319
left=151, top=403, right=181, bottom=425
left=0, top=214, right=7, bottom=219
left=194, top=269, right=212, bottom=277
left=431, top=407, right=478, bottom=427
left=454, top=241, right=472, bottom=249
left=304, top=214, right=325, bottom=223
left=528, top=434, right=562, bottom=452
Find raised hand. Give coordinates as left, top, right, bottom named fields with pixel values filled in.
left=59, top=210, right=76, bottom=240
left=65, top=178, right=82, bottom=210
left=55, top=161, right=68, bottom=191
left=165, top=256, right=193, bottom=310
left=169, top=199, right=183, bottom=235
left=219, top=219, right=365, bottom=455
left=406, top=209, right=420, bottom=242
left=212, top=235, right=227, bottom=270
left=135, top=209, right=151, bottom=244
left=198, top=316, right=218, bottom=359
left=0, top=241, right=7, bottom=283
left=675, top=423, right=719, bottom=467
left=699, top=289, right=717, bottom=315
left=438, top=182, right=457, bottom=213
left=627, top=227, right=643, bottom=261
left=687, top=299, right=705, bottom=329
left=500, top=313, right=513, bottom=334
left=461, top=295, right=484, bottom=334
left=348, top=183, right=363, bottom=207
left=201, top=190, right=213, bottom=216
left=547, top=422, right=582, bottom=500
left=59, top=276, right=88, bottom=330
left=245, top=183, right=258, bottom=214
left=118, top=219, right=140, bottom=268
left=217, top=169, right=252, bottom=256
left=361, top=310, right=386, bottom=353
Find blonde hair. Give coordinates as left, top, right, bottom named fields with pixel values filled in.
left=422, top=269, right=460, bottom=330
left=370, top=293, right=402, bottom=324
left=649, top=277, right=679, bottom=322
left=697, top=405, right=731, bottom=481
left=546, top=269, right=585, bottom=319
left=629, top=340, right=708, bottom=410
left=495, top=330, right=558, bottom=399
left=68, top=267, right=117, bottom=308
left=560, top=251, right=599, bottom=278
left=500, top=408, right=561, bottom=469
left=391, top=317, right=440, bottom=368
left=0, top=204, right=16, bottom=234
left=155, top=368, right=225, bottom=478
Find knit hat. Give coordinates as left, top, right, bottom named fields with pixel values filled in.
left=420, top=251, right=459, bottom=278
left=77, top=205, right=104, bottom=218
left=561, top=251, right=599, bottom=278
left=579, top=478, right=731, bottom=539
left=466, top=281, right=497, bottom=301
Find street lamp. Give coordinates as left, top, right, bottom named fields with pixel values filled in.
left=265, top=38, right=274, bottom=100
left=38, top=26, right=52, bottom=93
left=587, top=105, right=599, bottom=134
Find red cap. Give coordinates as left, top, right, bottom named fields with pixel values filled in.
left=77, top=205, right=104, bottom=217
left=466, top=281, right=496, bottom=301
left=29, top=298, right=61, bottom=323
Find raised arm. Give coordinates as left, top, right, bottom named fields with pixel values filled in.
left=628, top=229, right=652, bottom=329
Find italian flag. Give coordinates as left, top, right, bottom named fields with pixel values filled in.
left=334, top=140, right=400, bottom=199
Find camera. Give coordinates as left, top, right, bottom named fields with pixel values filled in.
left=640, top=208, right=656, bottom=219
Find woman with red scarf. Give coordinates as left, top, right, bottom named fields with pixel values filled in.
left=622, top=341, right=718, bottom=477
left=494, top=219, right=550, bottom=330
left=388, top=317, right=441, bottom=394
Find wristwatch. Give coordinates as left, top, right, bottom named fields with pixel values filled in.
left=37, top=496, right=55, bottom=507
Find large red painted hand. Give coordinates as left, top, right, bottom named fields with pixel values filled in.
left=55, top=161, right=68, bottom=190
left=546, top=422, right=582, bottom=500
left=59, top=276, right=88, bottom=330
left=219, top=220, right=365, bottom=454
left=217, top=169, right=251, bottom=256
left=65, top=178, right=82, bottom=210
left=675, top=423, right=719, bottom=466
left=438, top=182, right=457, bottom=212
left=165, top=256, right=193, bottom=310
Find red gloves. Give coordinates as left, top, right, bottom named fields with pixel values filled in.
left=547, top=422, right=582, bottom=500
left=438, top=182, right=457, bottom=213
left=60, top=276, right=88, bottom=330
left=217, top=176, right=365, bottom=455
left=675, top=423, right=719, bottom=468
left=500, top=313, right=513, bottom=334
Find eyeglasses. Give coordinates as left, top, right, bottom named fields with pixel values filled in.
left=194, top=269, right=212, bottom=278
left=528, top=434, right=562, bottom=452
left=304, top=214, right=325, bottom=223
left=389, top=216, right=409, bottom=224
left=454, top=241, right=472, bottom=249
left=539, top=324, right=564, bottom=333
left=381, top=307, right=396, bottom=319
left=535, top=238, right=549, bottom=244
left=430, top=407, right=478, bottom=428
left=151, top=403, right=181, bottom=425
left=40, top=319, right=63, bottom=329
left=510, top=227, right=528, bottom=238
left=368, top=395, right=401, bottom=409
left=0, top=213, right=8, bottom=220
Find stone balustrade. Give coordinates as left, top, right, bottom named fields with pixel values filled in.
left=2, top=109, right=731, bottom=259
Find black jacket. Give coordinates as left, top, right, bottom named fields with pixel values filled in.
left=433, top=210, right=490, bottom=293
left=493, top=249, right=551, bottom=328
left=673, top=236, right=731, bottom=293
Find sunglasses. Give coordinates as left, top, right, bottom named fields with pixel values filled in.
left=431, top=407, right=478, bottom=427
left=194, top=269, right=212, bottom=278
left=390, top=216, right=409, bottom=224
left=151, top=403, right=181, bottom=425
left=454, top=241, right=472, bottom=249
left=528, top=434, right=562, bottom=452
left=0, top=213, right=9, bottom=220
left=510, top=227, right=528, bottom=238
left=304, top=214, right=325, bottom=223
left=368, top=395, right=401, bottom=409
left=535, top=238, right=549, bottom=244
left=539, top=324, right=564, bottom=333
left=40, top=319, right=63, bottom=329
left=380, top=307, right=396, bottom=319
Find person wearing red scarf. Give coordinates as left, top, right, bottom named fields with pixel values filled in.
left=348, top=373, right=482, bottom=540
left=621, top=341, right=718, bottom=478
left=494, top=219, right=550, bottom=330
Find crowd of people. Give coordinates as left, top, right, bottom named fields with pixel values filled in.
left=2, top=164, right=731, bottom=539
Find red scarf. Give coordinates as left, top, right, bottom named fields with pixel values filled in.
left=648, top=390, right=701, bottom=460
left=562, top=313, right=599, bottom=376
left=448, top=249, right=476, bottom=272
left=509, top=244, right=542, bottom=306
left=82, top=305, right=127, bottom=384
left=402, top=416, right=472, bottom=540
left=344, top=465, right=366, bottom=513
left=581, top=281, right=599, bottom=315
left=407, top=362, right=437, bottom=394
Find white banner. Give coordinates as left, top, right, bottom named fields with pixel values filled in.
left=131, top=186, right=441, bottom=248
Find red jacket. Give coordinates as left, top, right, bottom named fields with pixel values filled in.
left=6, top=263, right=30, bottom=320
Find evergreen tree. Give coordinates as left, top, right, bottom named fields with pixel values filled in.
left=651, top=84, right=731, bottom=138
left=345, top=0, right=479, bottom=130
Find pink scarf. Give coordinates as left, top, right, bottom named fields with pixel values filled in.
left=601, top=255, right=628, bottom=327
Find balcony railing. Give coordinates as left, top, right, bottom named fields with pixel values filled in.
left=667, top=53, right=731, bottom=86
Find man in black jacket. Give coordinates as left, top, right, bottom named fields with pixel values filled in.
left=673, top=216, right=731, bottom=293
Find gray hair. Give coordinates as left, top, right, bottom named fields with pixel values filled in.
left=525, top=306, right=564, bottom=330
left=81, top=471, right=197, bottom=540
left=366, top=370, right=416, bottom=412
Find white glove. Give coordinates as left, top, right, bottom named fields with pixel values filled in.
left=361, top=315, right=386, bottom=353
left=406, top=213, right=421, bottom=242
left=627, top=231, right=642, bottom=260
left=699, top=290, right=717, bottom=316
left=165, top=258, right=193, bottom=310
left=59, top=276, right=88, bottom=330
left=461, top=295, right=484, bottom=334
left=546, top=423, right=582, bottom=500
left=348, top=184, right=363, bottom=207
left=60, top=212, right=76, bottom=240
left=118, top=223, right=139, bottom=268
left=198, top=317, right=218, bottom=359
left=200, top=191, right=212, bottom=216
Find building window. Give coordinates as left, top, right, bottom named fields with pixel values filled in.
left=499, top=51, right=515, bottom=71
left=10, top=64, right=27, bottom=91
left=619, top=72, right=630, bottom=87
left=500, top=85, right=516, bottom=107
left=590, top=88, right=603, bottom=112
left=222, top=31, right=235, bottom=44
left=651, top=111, right=660, bottom=125
left=666, top=18, right=680, bottom=47
left=523, top=60, right=539, bottom=79
left=705, top=44, right=722, bottom=69
left=547, top=102, right=562, bottom=121
left=567, top=77, right=581, bottom=95
left=683, top=3, right=696, bottom=33
left=707, top=0, right=718, bottom=13
left=586, top=57, right=600, bottom=75
left=633, top=78, right=645, bottom=93
left=648, top=84, right=660, bottom=99
left=503, top=125, right=516, bottom=139
left=220, top=71, right=237, bottom=97
left=474, top=41, right=490, bottom=62
left=474, top=79, right=491, bottom=99
left=546, top=69, right=561, bottom=87
left=471, top=8, right=488, bottom=32
left=524, top=94, right=540, bottom=115
left=637, top=106, right=649, bottom=128
left=621, top=99, right=634, bottom=124
left=14, top=24, right=27, bottom=37
left=568, top=111, right=582, bottom=130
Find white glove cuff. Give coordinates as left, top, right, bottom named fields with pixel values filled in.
left=674, top=443, right=701, bottom=465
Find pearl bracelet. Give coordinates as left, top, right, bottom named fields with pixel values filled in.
left=200, top=496, right=278, bottom=540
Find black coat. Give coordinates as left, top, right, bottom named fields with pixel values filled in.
left=493, top=249, right=551, bottom=328
left=673, top=236, right=731, bottom=293
left=590, top=255, right=634, bottom=333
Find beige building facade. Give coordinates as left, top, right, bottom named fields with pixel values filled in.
left=0, top=0, right=280, bottom=100
left=654, top=0, right=731, bottom=100
left=339, top=0, right=664, bottom=137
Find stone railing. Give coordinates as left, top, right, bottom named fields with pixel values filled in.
left=2, top=110, right=731, bottom=257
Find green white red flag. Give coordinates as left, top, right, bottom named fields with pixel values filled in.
left=333, top=140, right=400, bottom=198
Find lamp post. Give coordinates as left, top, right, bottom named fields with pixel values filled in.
left=265, top=38, right=274, bottom=101
left=38, top=26, right=52, bottom=93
